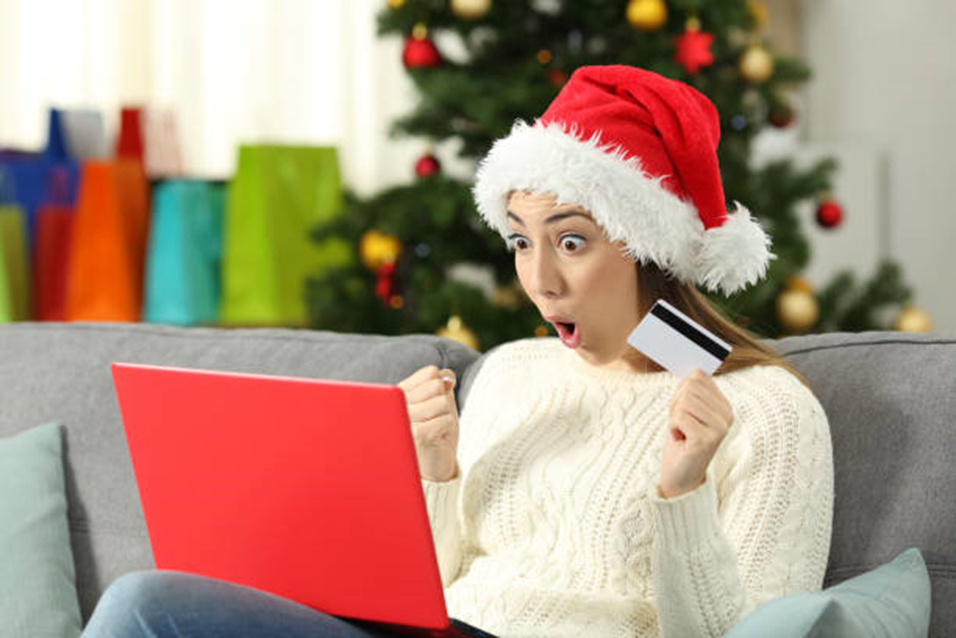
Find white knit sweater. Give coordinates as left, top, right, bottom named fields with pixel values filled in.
left=421, top=337, right=833, bottom=638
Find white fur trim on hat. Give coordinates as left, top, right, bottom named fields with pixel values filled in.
left=697, top=201, right=776, bottom=296
left=472, top=120, right=775, bottom=295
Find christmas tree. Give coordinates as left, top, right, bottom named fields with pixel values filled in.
left=306, top=0, right=915, bottom=351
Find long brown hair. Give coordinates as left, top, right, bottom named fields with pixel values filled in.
left=635, top=260, right=812, bottom=390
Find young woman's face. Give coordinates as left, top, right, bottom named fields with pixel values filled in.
left=507, top=191, right=649, bottom=370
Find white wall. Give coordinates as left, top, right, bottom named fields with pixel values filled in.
left=799, top=0, right=956, bottom=332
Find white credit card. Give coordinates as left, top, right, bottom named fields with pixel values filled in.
left=626, top=299, right=732, bottom=378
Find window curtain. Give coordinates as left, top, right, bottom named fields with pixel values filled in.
left=0, top=0, right=432, bottom=195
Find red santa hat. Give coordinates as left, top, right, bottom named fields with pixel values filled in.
left=472, top=65, right=774, bottom=296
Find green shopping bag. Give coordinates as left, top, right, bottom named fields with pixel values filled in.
left=0, top=167, right=31, bottom=322
left=221, top=145, right=350, bottom=326
left=0, top=204, right=31, bottom=323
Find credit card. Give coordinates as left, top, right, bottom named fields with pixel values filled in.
left=626, top=299, right=732, bottom=378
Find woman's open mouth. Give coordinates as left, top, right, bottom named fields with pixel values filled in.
left=552, top=320, right=582, bottom=349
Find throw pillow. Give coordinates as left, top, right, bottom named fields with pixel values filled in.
left=725, top=547, right=931, bottom=638
left=0, top=422, right=82, bottom=637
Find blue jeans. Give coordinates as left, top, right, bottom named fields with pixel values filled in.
left=81, top=570, right=399, bottom=637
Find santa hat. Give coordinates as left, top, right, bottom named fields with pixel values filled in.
left=472, top=65, right=775, bottom=296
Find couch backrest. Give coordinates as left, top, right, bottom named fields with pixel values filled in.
left=0, top=322, right=480, bottom=623
left=768, top=331, right=955, bottom=637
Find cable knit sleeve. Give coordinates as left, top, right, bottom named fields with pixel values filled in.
left=645, top=369, right=834, bottom=638
left=422, top=473, right=464, bottom=587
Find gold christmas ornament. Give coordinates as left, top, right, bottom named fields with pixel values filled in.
left=388, top=0, right=405, bottom=8
left=626, top=0, right=668, bottom=31
left=491, top=282, right=523, bottom=310
left=748, top=0, right=769, bottom=28
left=359, top=229, right=403, bottom=271
left=785, top=275, right=814, bottom=294
left=739, top=42, right=774, bottom=83
left=894, top=305, right=933, bottom=333
left=534, top=325, right=550, bottom=338
left=537, top=49, right=553, bottom=64
left=776, top=288, right=819, bottom=333
left=451, top=0, right=492, bottom=20
left=437, top=315, right=480, bottom=350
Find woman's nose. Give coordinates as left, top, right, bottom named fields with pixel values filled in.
left=529, top=247, right=563, bottom=298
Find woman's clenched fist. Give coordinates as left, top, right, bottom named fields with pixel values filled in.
left=659, top=369, right=734, bottom=499
left=397, top=365, right=460, bottom=482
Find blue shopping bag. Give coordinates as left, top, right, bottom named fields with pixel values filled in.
left=144, top=180, right=224, bottom=325
left=0, top=110, right=80, bottom=242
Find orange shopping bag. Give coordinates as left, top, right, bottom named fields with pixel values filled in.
left=64, top=159, right=149, bottom=321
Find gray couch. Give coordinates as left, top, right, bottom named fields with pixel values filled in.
left=0, top=323, right=952, bottom=635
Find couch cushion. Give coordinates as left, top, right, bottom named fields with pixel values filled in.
left=0, top=422, right=82, bottom=638
left=770, top=331, right=955, bottom=638
left=0, top=322, right=480, bottom=623
left=724, top=547, right=931, bottom=638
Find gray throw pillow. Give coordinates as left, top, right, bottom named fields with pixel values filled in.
left=0, top=422, right=82, bottom=637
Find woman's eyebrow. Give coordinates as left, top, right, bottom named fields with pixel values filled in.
left=506, top=209, right=593, bottom=227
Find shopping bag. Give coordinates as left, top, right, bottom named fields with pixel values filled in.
left=32, top=166, right=76, bottom=321
left=115, top=107, right=145, bottom=165
left=0, top=207, right=32, bottom=322
left=144, top=108, right=184, bottom=179
left=61, top=109, right=108, bottom=160
left=64, top=159, right=150, bottom=322
left=32, top=204, right=72, bottom=321
left=144, top=180, right=224, bottom=325
left=0, top=110, right=80, bottom=242
left=220, top=145, right=350, bottom=326
left=0, top=167, right=31, bottom=322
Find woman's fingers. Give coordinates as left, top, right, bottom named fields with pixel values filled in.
left=408, top=393, right=454, bottom=423
left=403, top=379, right=446, bottom=405
left=671, top=391, right=729, bottom=446
left=412, top=414, right=455, bottom=446
left=669, top=409, right=706, bottom=443
left=398, top=366, right=456, bottom=402
left=397, top=365, right=439, bottom=389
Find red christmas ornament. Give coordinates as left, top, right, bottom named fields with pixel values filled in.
left=415, top=153, right=441, bottom=178
left=547, top=68, right=568, bottom=87
left=403, top=24, right=441, bottom=68
left=816, top=198, right=844, bottom=229
left=674, top=17, right=714, bottom=75
left=375, top=262, right=399, bottom=304
left=769, top=103, right=796, bottom=128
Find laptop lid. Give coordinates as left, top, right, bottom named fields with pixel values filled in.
left=111, top=362, right=451, bottom=632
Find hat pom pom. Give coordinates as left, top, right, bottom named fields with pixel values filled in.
left=696, top=201, right=775, bottom=296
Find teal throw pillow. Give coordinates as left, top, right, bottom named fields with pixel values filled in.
left=0, top=422, right=82, bottom=637
left=725, top=548, right=931, bottom=638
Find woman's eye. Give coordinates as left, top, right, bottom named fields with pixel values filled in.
left=508, top=236, right=529, bottom=251
left=560, top=235, right=586, bottom=252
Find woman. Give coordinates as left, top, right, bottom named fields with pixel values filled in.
left=82, top=66, right=833, bottom=638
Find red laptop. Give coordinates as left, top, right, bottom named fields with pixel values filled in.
left=111, top=362, right=494, bottom=638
